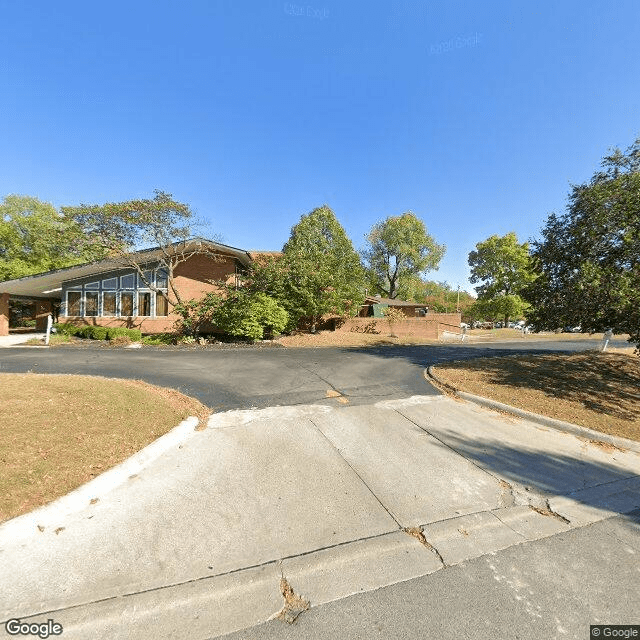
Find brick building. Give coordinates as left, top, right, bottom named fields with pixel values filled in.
left=0, top=239, right=270, bottom=336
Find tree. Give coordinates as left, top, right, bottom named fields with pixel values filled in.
left=468, top=232, right=534, bottom=326
left=63, top=190, right=213, bottom=310
left=0, top=195, right=101, bottom=281
left=525, top=137, right=640, bottom=346
left=362, top=212, right=445, bottom=299
left=278, top=205, right=366, bottom=330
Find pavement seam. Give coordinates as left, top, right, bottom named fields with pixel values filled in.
left=391, top=406, right=514, bottom=502
left=8, top=529, right=402, bottom=621
left=307, top=418, right=402, bottom=528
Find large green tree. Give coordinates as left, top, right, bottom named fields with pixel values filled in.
left=363, top=212, right=445, bottom=299
left=525, top=137, right=640, bottom=346
left=278, top=205, right=365, bottom=330
left=468, top=232, right=534, bottom=326
left=0, top=195, right=100, bottom=281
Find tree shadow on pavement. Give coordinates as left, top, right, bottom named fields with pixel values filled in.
left=424, top=428, right=640, bottom=516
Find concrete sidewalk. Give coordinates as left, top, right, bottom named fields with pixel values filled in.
left=1, top=395, right=639, bottom=639
left=0, top=332, right=44, bottom=347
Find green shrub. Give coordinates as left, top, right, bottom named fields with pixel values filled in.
left=214, top=292, right=288, bottom=341
left=54, top=323, right=81, bottom=336
left=106, top=327, right=142, bottom=341
left=142, top=333, right=176, bottom=345
left=89, top=326, right=109, bottom=340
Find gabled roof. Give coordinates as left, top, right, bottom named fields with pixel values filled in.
left=0, top=238, right=260, bottom=299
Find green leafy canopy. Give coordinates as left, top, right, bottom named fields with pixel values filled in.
left=468, top=232, right=534, bottom=324
left=362, top=212, right=445, bottom=299
left=525, top=136, right=640, bottom=346
left=0, top=195, right=103, bottom=281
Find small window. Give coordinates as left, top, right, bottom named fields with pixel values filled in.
left=156, top=292, right=168, bottom=316
left=85, top=292, right=99, bottom=316
left=102, top=277, right=117, bottom=289
left=120, top=292, right=134, bottom=316
left=138, top=292, right=151, bottom=316
left=85, top=281, right=100, bottom=290
left=67, top=291, right=82, bottom=316
left=103, top=292, right=117, bottom=316
left=120, top=274, right=135, bottom=289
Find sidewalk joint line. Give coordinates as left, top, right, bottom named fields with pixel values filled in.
left=308, top=418, right=402, bottom=528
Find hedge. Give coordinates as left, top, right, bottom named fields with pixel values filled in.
left=53, top=323, right=141, bottom=341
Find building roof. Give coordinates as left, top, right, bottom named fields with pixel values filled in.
left=0, top=238, right=263, bottom=299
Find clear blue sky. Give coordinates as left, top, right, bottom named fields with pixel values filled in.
left=2, top=0, right=639, bottom=292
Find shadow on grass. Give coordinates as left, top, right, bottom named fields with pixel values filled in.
left=440, top=352, right=640, bottom=422
left=341, top=342, right=639, bottom=420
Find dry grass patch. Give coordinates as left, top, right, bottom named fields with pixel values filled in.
left=276, top=330, right=437, bottom=348
left=0, top=374, right=210, bottom=523
left=433, top=352, right=640, bottom=442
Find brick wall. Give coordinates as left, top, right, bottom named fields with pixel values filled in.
left=0, top=293, right=9, bottom=336
left=60, top=253, right=237, bottom=334
left=336, top=313, right=461, bottom=339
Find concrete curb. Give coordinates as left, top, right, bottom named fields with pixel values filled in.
left=426, top=366, right=640, bottom=455
left=0, top=415, right=200, bottom=539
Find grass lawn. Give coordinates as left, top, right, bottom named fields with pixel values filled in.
left=0, top=374, right=210, bottom=523
left=432, top=351, right=640, bottom=442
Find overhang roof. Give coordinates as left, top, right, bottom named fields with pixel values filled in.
left=0, top=238, right=257, bottom=299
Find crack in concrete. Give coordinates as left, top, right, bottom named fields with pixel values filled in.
left=403, top=526, right=447, bottom=567
left=276, top=577, right=310, bottom=625
left=499, top=479, right=517, bottom=508
left=529, top=501, right=571, bottom=525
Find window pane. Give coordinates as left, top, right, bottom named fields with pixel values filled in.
left=138, top=292, right=151, bottom=316
left=138, top=270, right=153, bottom=288
left=85, top=292, right=99, bottom=316
left=85, top=281, right=100, bottom=290
left=103, top=292, right=117, bottom=316
left=121, top=292, right=133, bottom=316
left=120, top=274, right=135, bottom=289
left=67, top=291, right=81, bottom=316
left=155, top=292, right=168, bottom=316
left=102, top=277, right=117, bottom=289
left=156, top=270, right=168, bottom=288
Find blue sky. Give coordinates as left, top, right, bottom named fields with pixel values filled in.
left=1, top=0, right=639, bottom=292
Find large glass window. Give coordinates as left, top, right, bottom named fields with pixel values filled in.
left=156, top=270, right=168, bottom=288
left=85, top=292, right=99, bottom=316
left=120, top=292, right=134, bottom=316
left=67, top=291, right=82, bottom=316
left=138, top=292, right=151, bottom=316
left=120, top=274, right=135, bottom=289
left=138, top=271, right=153, bottom=288
left=103, top=292, right=117, bottom=316
left=156, top=292, right=168, bottom=316
left=63, top=267, right=169, bottom=318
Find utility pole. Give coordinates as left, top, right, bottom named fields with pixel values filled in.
left=456, top=285, right=460, bottom=313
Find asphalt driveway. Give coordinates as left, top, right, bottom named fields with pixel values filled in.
left=1, top=337, right=638, bottom=639
left=0, top=338, right=625, bottom=409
